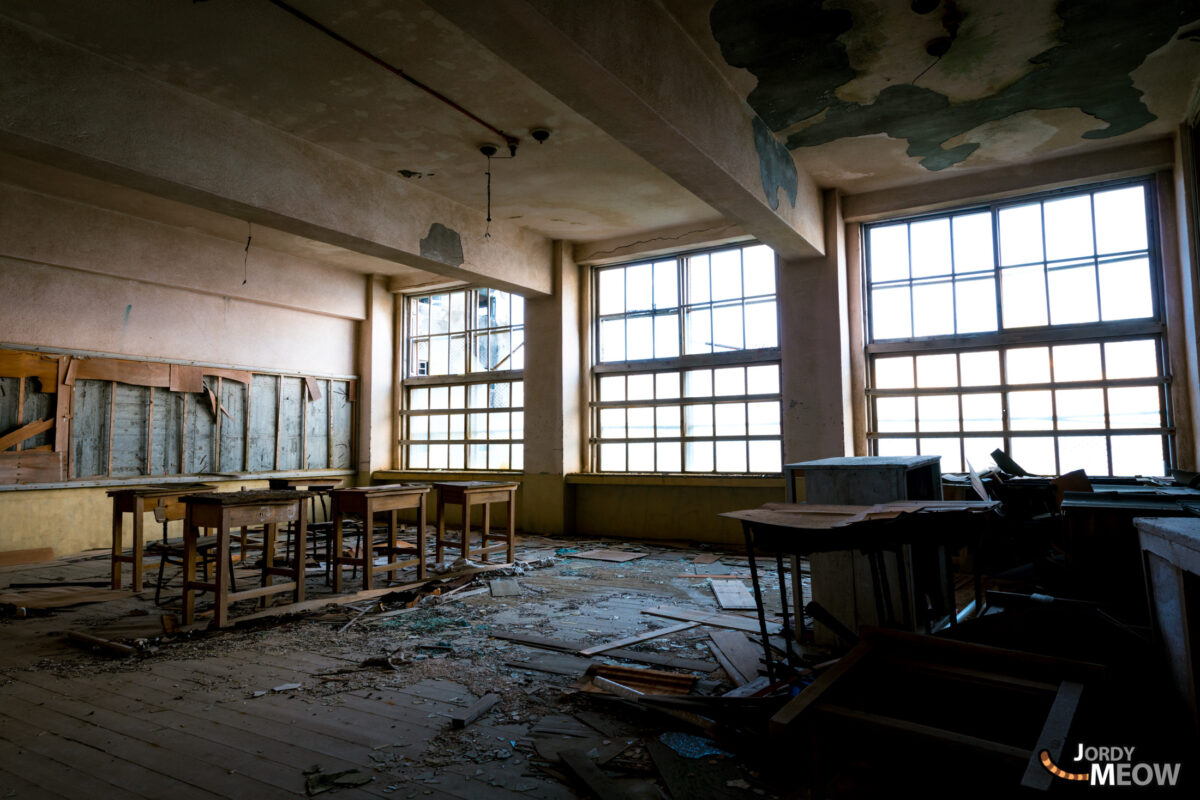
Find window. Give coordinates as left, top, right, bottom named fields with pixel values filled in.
left=592, top=243, right=782, bottom=473
left=865, top=179, right=1171, bottom=477
left=400, top=288, right=524, bottom=470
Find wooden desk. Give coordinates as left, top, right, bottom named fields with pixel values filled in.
left=434, top=481, right=519, bottom=564
left=181, top=490, right=311, bottom=627
left=331, top=483, right=430, bottom=591
left=107, top=482, right=216, bottom=591
left=720, top=501, right=997, bottom=678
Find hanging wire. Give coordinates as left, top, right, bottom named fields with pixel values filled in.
left=243, top=222, right=252, bottom=285
left=484, top=154, right=493, bottom=239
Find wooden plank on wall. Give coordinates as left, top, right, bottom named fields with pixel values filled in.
left=23, top=377, right=54, bottom=451
left=0, top=351, right=58, bottom=390
left=0, top=378, right=21, bottom=437
left=70, top=380, right=110, bottom=479
left=0, top=451, right=63, bottom=484
left=331, top=380, right=353, bottom=469
left=305, top=379, right=329, bottom=469
left=205, top=368, right=254, bottom=386
left=303, top=376, right=322, bottom=403
left=219, top=377, right=246, bottom=473
left=0, top=418, right=54, bottom=452
left=248, top=374, right=278, bottom=472
left=109, top=384, right=148, bottom=477
left=278, top=377, right=303, bottom=471
left=185, top=380, right=215, bottom=474
left=168, top=364, right=204, bottom=393
left=149, top=388, right=182, bottom=476
left=75, top=359, right=170, bottom=388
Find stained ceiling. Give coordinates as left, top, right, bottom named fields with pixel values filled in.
left=2, top=0, right=1199, bottom=255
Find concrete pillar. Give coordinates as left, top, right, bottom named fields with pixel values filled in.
left=521, top=241, right=583, bottom=534
left=778, top=188, right=853, bottom=465
left=356, top=274, right=395, bottom=484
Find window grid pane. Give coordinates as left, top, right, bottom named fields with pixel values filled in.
left=866, top=180, right=1167, bottom=477
left=592, top=243, right=781, bottom=474
left=401, top=285, right=525, bottom=470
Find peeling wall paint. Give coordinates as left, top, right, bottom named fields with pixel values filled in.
left=419, top=222, right=465, bottom=266
left=713, top=0, right=1200, bottom=170
left=752, top=117, right=799, bottom=210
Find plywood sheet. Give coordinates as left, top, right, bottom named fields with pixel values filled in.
left=712, top=580, right=757, bottom=610
left=569, top=549, right=646, bottom=562
left=148, top=388, right=183, bottom=476
left=642, top=605, right=782, bottom=635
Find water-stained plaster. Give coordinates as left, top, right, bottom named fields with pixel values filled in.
left=713, top=0, right=1200, bottom=170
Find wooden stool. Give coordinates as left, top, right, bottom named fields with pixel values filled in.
left=107, top=483, right=215, bottom=591
left=434, top=481, right=518, bottom=564
left=331, top=484, right=430, bottom=592
left=180, top=489, right=311, bottom=627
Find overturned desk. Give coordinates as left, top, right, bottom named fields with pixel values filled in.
left=721, top=501, right=998, bottom=678
left=180, top=489, right=311, bottom=627
left=108, top=482, right=216, bottom=591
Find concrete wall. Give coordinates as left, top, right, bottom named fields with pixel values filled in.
left=0, top=172, right=366, bottom=555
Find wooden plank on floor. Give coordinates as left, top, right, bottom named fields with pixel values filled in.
left=707, top=630, right=762, bottom=686
left=711, top=580, right=757, bottom=610
left=568, top=549, right=647, bottom=563
left=578, top=622, right=699, bottom=656
left=0, top=547, right=55, bottom=566
left=642, top=605, right=782, bottom=634
left=0, top=764, right=73, bottom=800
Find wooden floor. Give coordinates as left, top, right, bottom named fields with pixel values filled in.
left=0, top=648, right=574, bottom=799
left=0, top=539, right=796, bottom=799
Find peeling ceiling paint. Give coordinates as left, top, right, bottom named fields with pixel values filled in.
left=711, top=0, right=1200, bottom=171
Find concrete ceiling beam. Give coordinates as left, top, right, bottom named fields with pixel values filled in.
left=429, top=0, right=826, bottom=260
left=0, top=17, right=552, bottom=296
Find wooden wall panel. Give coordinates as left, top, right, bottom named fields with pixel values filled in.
left=22, top=386, right=54, bottom=449
left=305, top=378, right=329, bottom=469
left=219, top=379, right=246, bottom=473
left=109, top=384, right=148, bottom=477
left=278, top=377, right=303, bottom=471
left=71, top=380, right=110, bottom=478
left=149, top=388, right=183, bottom=475
left=331, top=380, right=353, bottom=469
left=0, top=377, right=19, bottom=434
left=248, top=374, right=278, bottom=472
left=185, top=380, right=216, bottom=474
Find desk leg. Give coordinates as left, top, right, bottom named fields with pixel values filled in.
left=417, top=495, right=427, bottom=581
left=791, top=555, right=804, bottom=633
left=506, top=493, right=516, bottom=564
left=111, top=503, right=123, bottom=589
left=333, top=506, right=345, bottom=594
left=481, top=502, right=490, bottom=563
left=436, top=494, right=446, bottom=563
left=262, top=523, right=276, bottom=609
left=742, top=522, right=775, bottom=683
left=363, top=508, right=375, bottom=590
left=462, top=500, right=472, bottom=562
left=776, top=551, right=796, bottom=664
left=132, top=498, right=145, bottom=592
left=214, top=519, right=231, bottom=629
left=182, top=506, right=197, bottom=624
left=295, top=504, right=306, bottom=605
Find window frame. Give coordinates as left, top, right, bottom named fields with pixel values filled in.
left=862, top=176, right=1175, bottom=476
left=399, top=287, right=525, bottom=472
left=590, top=242, right=784, bottom=475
